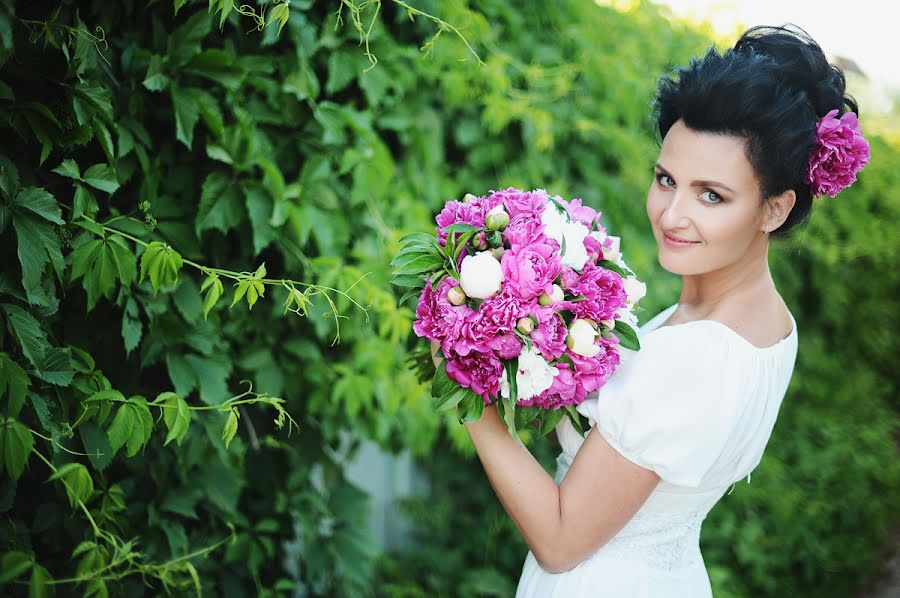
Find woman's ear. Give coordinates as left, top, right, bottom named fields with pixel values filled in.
left=763, top=189, right=796, bottom=233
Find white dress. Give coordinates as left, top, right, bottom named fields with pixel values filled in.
left=516, top=302, right=798, bottom=597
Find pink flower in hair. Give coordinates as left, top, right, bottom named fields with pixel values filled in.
left=805, top=109, right=870, bottom=198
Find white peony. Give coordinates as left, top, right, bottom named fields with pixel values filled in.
left=459, top=251, right=504, bottom=299
left=500, top=345, right=560, bottom=400
left=541, top=202, right=591, bottom=270
left=622, top=277, right=647, bottom=305
left=566, top=318, right=601, bottom=357
left=540, top=201, right=567, bottom=244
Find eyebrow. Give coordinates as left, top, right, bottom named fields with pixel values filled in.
left=653, top=162, right=736, bottom=194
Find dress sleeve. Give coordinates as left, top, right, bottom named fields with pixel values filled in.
left=576, top=322, right=747, bottom=487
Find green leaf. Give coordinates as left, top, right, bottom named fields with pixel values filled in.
left=201, top=273, right=224, bottom=319
left=81, top=164, right=119, bottom=194
left=430, top=360, right=455, bottom=400
left=106, top=401, right=134, bottom=458
left=79, top=421, right=113, bottom=472
left=28, top=562, right=53, bottom=598
left=47, top=462, right=94, bottom=509
left=70, top=238, right=134, bottom=310
left=0, top=550, right=33, bottom=583
left=538, top=407, right=566, bottom=438
left=126, top=397, right=153, bottom=457
left=222, top=408, right=239, bottom=449
left=0, top=354, right=30, bottom=419
left=138, top=242, right=183, bottom=294
left=497, top=395, right=520, bottom=443
left=597, top=259, right=628, bottom=278
left=142, top=54, right=170, bottom=91
left=156, top=392, right=191, bottom=446
left=613, top=319, right=641, bottom=351
left=13, top=214, right=64, bottom=302
left=72, top=186, right=98, bottom=220
left=34, top=347, right=75, bottom=386
left=456, top=390, right=486, bottom=424
left=244, top=185, right=278, bottom=255
left=0, top=303, right=48, bottom=369
left=0, top=419, right=34, bottom=480
left=12, top=188, right=64, bottom=224
left=563, top=405, right=585, bottom=437
left=0, top=155, right=18, bottom=202
left=171, top=86, right=200, bottom=149
left=196, top=172, right=244, bottom=236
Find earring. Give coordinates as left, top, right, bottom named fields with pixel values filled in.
left=763, top=224, right=769, bottom=234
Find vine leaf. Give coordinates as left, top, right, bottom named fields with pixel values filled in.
left=139, top=241, right=184, bottom=295
left=0, top=418, right=34, bottom=480
left=201, top=273, right=224, bottom=319
left=0, top=303, right=49, bottom=371
left=231, top=263, right=266, bottom=310
left=0, top=550, right=33, bottom=583
left=71, top=236, right=137, bottom=310
left=106, top=397, right=153, bottom=458
left=46, top=462, right=94, bottom=509
left=0, top=353, right=30, bottom=419
left=153, top=391, right=192, bottom=446
left=221, top=408, right=239, bottom=449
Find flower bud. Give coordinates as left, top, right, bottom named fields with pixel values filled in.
left=538, top=284, right=565, bottom=306
left=600, top=318, right=615, bottom=330
left=516, top=316, right=537, bottom=334
left=491, top=246, right=506, bottom=260
left=485, top=205, right=510, bottom=231
left=472, top=231, right=489, bottom=251
left=566, top=319, right=601, bottom=357
left=622, top=277, right=647, bottom=305
left=447, top=285, right=467, bottom=306
left=462, top=193, right=478, bottom=203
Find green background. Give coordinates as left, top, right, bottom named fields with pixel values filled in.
left=0, top=0, right=897, bottom=596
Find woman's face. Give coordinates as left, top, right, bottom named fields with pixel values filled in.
left=646, top=119, right=768, bottom=275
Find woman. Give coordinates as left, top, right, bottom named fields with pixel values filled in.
left=433, top=25, right=869, bottom=596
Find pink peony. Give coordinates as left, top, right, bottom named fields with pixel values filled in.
left=557, top=262, right=627, bottom=322
left=435, top=201, right=485, bottom=246
left=520, top=364, right=577, bottom=408
left=583, top=234, right=603, bottom=262
left=805, top=109, right=871, bottom=198
left=503, top=212, right=546, bottom=248
left=565, top=335, right=621, bottom=402
left=413, top=277, right=473, bottom=342
left=562, top=198, right=597, bottom=229
left=445, top=349, right=504, bottom=403
left=528, top=306, right=569, bottom=361
left=489, top=187, right=550, bottom=218
left=501, top=242, right=562, bottom=301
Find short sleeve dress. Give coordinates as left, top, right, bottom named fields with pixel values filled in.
left=515, top=302, right=798, bottom=597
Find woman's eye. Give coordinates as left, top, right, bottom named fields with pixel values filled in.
left=655, top=173, right=674, bottom=188
left=700, top=190, right=723, bottom=204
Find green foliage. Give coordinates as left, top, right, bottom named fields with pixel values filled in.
left=0, top=0, right=896, bottom=596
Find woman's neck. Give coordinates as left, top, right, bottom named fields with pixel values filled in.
left=676, top=243, right=776, bottom=317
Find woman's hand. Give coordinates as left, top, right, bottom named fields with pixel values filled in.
left=430, top=340, right=444, bottom=369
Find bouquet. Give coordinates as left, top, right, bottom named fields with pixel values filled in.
left=391, top=188, right=646, bottom=441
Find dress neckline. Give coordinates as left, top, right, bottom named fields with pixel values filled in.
left=646, top=302, right=797, bottom=351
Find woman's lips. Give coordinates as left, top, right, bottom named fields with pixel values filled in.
left=663, top=232, right=700, bottom=248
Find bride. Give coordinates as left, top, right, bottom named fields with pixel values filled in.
left=433, top=25, right=869, bottom=596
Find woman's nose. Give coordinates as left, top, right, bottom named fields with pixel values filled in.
left=659, top=191, right=692, bottom=230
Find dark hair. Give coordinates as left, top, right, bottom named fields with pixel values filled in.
left=653, top=24, right=858, bottom=238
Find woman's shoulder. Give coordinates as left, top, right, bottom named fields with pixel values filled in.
left=638, top=301, right=797, bottom=355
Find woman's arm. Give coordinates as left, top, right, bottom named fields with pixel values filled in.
left=429, top=340, right=658, bottom=571
left=464, top=403, right=661, bottom=573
